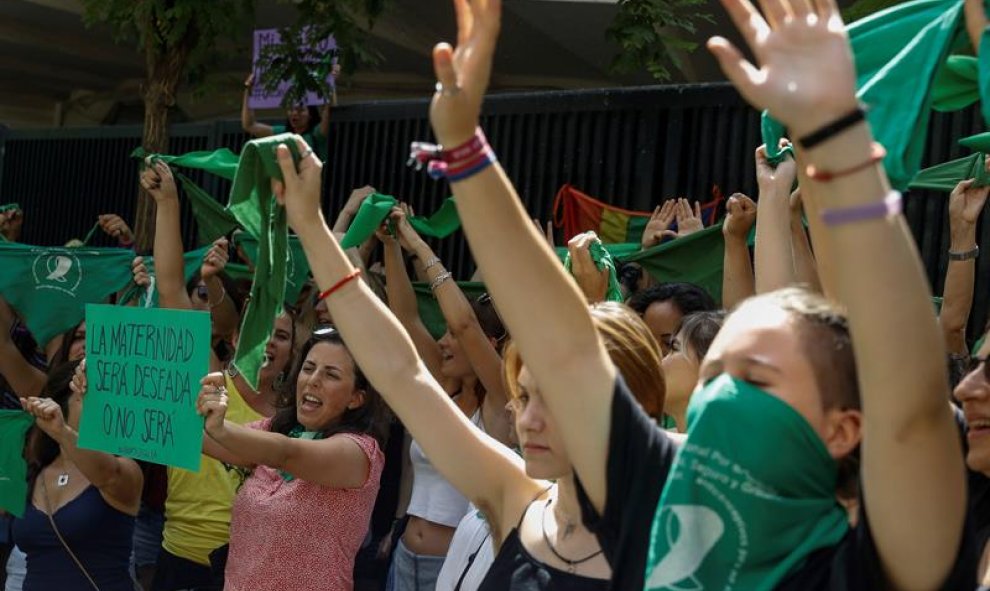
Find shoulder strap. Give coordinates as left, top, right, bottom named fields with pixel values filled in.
left=516, top=484, right=554, bottom=529
left=453, top=529, right=492, bottom=591
left=41, top=479, right=101, bottom=591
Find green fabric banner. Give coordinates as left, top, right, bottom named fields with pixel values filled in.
left=340, top=194, right=461, bottom=249
left=621, top=224, right=725, bottom=305
left=131, top=147, right=240, bottom=181
left=173, top=172, right=240, bottom=245
left=412, top=281, right=488, bottom=339
left=0, top=410, right=33, bottom=517
left=763, top=0, right=968, bottom=190
left=226, top=134, right=298, bottom=390
left=909, top=152, right=990, bottom=190
left=0, top=243, right=135, bottom=346
left=78, top=304, right=211, bottom=471
left=233, top=233, right=310, bottom=305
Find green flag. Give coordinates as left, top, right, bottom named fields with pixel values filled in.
left=0, top=410, right=32, bottom=517
left=340, top=194, right=461, bottom=249
left=0, top=243, right=135, bottom=346
left=173, top=172, right=240, bottom=245
left=233, top=233, right=310, bottom=305
left=226, top=133, right=299, bottom=390
left=620, top=224, right=725, bottom=305
left=763, top=0, right=968, bottom=190
left=909, top=152, right=990, bottom=190
left=412, top=281, right=488, bottom=339
left=131, top=147, right=240, bottom=181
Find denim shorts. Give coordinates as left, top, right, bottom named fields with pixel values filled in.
left=385, top=539, right=446, bottom=591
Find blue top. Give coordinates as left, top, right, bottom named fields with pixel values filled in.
left=13, top=485, right=135, bottom=591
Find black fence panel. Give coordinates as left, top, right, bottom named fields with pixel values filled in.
left=2, top=83, right=989, bottom=344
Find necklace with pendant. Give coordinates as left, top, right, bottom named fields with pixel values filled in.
left=540, top=493, right=603, bottom=573
left=54, top=459, right=70, bottom=487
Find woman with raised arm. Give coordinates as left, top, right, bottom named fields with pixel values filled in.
left=378, top=205, right=511, bottom=587
left=423, top=0, right=973, bottom=589
left=268, top=118, right=676, bottom=590
left=195, top=328, right=387, bottom=591
left=138, top=162, right=297, bottom=591
left=13, top=361, right=143, bottom=591
left=241, top=68, right=337, bottom=161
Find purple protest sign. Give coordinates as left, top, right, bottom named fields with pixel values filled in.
left=249, top=28, right=337, bottom=110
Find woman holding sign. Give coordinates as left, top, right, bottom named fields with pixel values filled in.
left=14, top=360, right=143, bottom=591
left=196, top=327, right=388, bottom=591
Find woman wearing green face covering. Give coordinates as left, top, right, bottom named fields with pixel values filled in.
left=392, top=1, right=972, bottom=591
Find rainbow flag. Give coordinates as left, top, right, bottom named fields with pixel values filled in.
left=552, top=184, right=724, bottom=244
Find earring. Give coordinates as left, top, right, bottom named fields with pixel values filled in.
left=273, top=372, right=286, bottom=392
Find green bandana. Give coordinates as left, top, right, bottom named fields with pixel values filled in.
left=0, top=410, right=33, bottom=517
left=0, top=243, right=135, bottom=345
left=131, top=147, right=240, bottom=181
left=562, top=237, right=624, bottom=302
left=909, top=152, right=990, bottom=191
left=761, top=116, right=794, bottom=166
left=0, top=203, right=20, bottom=214
left=226, top=134, right=301, bottom=390
left=339, top=194, right=461, bottom=249
left=279, top=424, right=324, bottom=482
left=622, top=224, right=725, bottom=305
left=174, top=172, right=241, bottom=245
left=117, top=246, right=211, bottom=308
left=644, top=375, right=849, bottom=590
left=763, top=0, right=968, bottom=190
left=412, top=281, right=489, bottom=339
left=233, top=233, right=310, bottom=305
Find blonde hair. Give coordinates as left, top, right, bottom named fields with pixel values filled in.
left=504, top=302, right=666, bottom=418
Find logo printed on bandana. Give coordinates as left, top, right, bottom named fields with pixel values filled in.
left=646, top=505, right=725, bottom=590
left=32, top=251, right=82, bottom=296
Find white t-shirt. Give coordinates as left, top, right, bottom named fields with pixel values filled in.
left=435, top=507, right=495, bottom=591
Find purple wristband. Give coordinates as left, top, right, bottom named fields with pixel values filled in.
left=820, top=192, right=902, bottom=227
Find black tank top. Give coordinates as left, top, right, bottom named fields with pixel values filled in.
left=477, top=490, right=609, bottom=591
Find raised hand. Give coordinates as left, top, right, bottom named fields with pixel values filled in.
left=723, top=193, right=758, bottom=240
left=642, top=201, right=677, bottom=249
left=756, top=143, right=797, bottom=196
left=22, top=396, right=68, bottom=440
left=139, top=161, right=178, bottom=204
left=429, top=0, right=502, bottom=147
left=948, top=179, right=990, bottom=228
left=244, top=72, right=255, bottom=87
left=70, top=359, right=88, bottom=399
left=131, top=256, right=151, bottom=288
left=343, top=185, right=376, bottom=217
left=567, top=231, right=609, bottom=303
left=272, top=137, right=324, bottom=234
left=707, top=0, right=858, bottom=137
left=0, top=207, right=23, bottom=242
left=98, top=214, right=135, bottom=245
left=391, top=204, right=424, bottom=253
left=200, top=238, right=230, bottom=281
left=196, top=372, right=229, bottom=438
left=674, top=198, right=704, bottom=236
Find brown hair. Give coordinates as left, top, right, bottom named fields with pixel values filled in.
left=734, top=288, right=860, bottom=498
left=503, top=302, right=666, bottom=419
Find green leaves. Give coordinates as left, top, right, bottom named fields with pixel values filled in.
left=607, top=0, right=713, bottom=82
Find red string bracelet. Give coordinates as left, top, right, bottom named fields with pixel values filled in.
left=805, top=142, right=886, bottom=182
left=317, top=269, right=362, bottom=302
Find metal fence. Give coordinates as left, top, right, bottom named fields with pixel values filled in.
left=2, top=83, right=990, bottom=342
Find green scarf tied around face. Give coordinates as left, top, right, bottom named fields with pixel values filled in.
left=339, top=194, right=461, bottom=249
left=762, top=0, right=968, bottom=190
left=226, top=133, right=303, bottom=390
left=0, top=243, right=135, bottom=346
left=644, top=375, right=849, bottom=591
left=561, top=235, right=624, bottom=303
left=0, top=410, right=33, bottom=518
left=909, top=151, right=990, bottom=190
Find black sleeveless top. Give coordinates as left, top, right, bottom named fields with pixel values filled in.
left=477, top=491, right=609, bottom=591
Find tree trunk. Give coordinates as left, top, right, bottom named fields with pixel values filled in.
left=133, top=19, right=195, bottom=253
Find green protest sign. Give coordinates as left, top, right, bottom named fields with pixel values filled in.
left=0, top=411, right=33, bottom=517
left=78, top=304, right=211, bottom=472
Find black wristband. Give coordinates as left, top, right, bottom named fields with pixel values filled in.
left=949, top=245, right=979, bottom=261
left=797, top=106, right=867, bottom=150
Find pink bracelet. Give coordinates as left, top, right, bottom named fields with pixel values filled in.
left=408, top=128, right=497, bottom=182
left=820, top=191, right=902, bottom=227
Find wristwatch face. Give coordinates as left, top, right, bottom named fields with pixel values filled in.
left=226, top=364, right=239, bottom=379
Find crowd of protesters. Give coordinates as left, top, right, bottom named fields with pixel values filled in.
left=4, top=0, right=990, bottom=589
